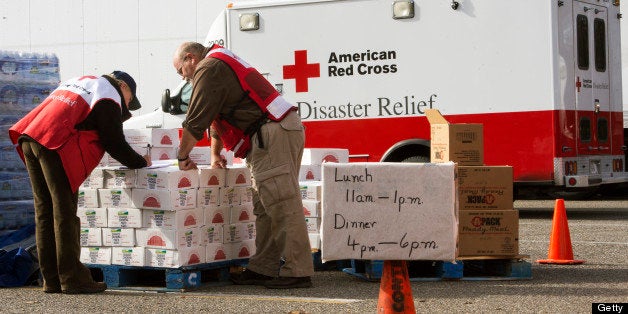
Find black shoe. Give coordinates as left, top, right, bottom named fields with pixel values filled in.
left=43, top=287, right=62, bottom=293
left=62, top=281, right=107, bottom=294
left=264, top=276, right=312, bottom=289
left=230, top=269, right=273, bottom=285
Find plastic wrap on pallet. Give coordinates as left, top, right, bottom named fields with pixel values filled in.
left=0, top=171, right=33, bottom=200
left=0, top=200, right=35, bottom=231
left=0, top=50, right=60, bottom=84
left=0, top=144, right=25, bottom=170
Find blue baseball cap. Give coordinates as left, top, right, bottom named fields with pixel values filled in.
left=111, top=70, right=141, bottom=110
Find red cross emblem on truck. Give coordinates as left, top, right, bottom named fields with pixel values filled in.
left=283, top=50, right=320, bottom=93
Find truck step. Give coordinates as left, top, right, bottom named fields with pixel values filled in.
left=343, top=256, right=532, bottom=282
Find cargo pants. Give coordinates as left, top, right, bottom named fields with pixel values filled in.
left=245, top=110, right=315, bottom=278
left=21, top=140, right=94, bottom=290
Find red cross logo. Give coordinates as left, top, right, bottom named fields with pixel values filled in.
left=576, top=76, right=581, bottom=92
left=283, top=50, right=320, bottom=93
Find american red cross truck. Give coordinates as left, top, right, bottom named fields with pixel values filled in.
left=125, top=0, right=628, bottom=197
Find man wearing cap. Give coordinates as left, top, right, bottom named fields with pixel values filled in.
left=9, top=71, right=150, bottom=294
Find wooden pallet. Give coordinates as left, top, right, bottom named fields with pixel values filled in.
left=87, top=259, right=248, bottom=291
left=343, top=256, right=532, bottom=282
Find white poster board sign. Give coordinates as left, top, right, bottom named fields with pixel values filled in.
left=321, top=162, right=458, bottom=261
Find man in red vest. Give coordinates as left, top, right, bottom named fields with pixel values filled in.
left=9, top=71, right=151, bottom=294
left=173, top=42, right=314, bottom=289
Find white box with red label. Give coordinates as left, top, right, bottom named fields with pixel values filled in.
left=206, top=242, right=230, bottom=262
left=79, top=228, right=102, bottom=247
left=124, top=128, right=180, bottom=147
left=102, top=228, right=135, bottom=247
left=102, top=168, right=137, bottom=189
left=136, top=227, right=200, bottom=250
left=198, top=187, right=221, bottom=209
left=80, top=247, right=111, bottom=265
left=301, top=148, right=349, bottom=165
left=229, top=203, right=255, bottom=223
left=107, top=207, right=142, bottom=228
left=228, top=239, right=256, bottom=260
left=145, top=247, right=206, bottom=268
left=98, top=188, right=133, bottom=208
left=142, top=208, right=202, bottom=230
left=302, top=200, right=320, bottom=218
left=204, top=206, right=229, bottom=225
left=111, top=247, right=146, bottom=267
left=78, top=188, right=100, bottom=208
left=225, top=167, right=252, bottom=187
left=298, top=164, right=322, bottom=181
left=78, top=207, right=107, bottom=228
left=136, top=167, right=199, bottom=190
left=200, top=224, right=224, bottom=245
left=132, top=188, right=196, bottom=210
left=198, top=167, right=226, bottom=187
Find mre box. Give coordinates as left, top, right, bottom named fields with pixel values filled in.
left=458, top=166, right=513, bottom=210
left=458, top=210, right=519, bottom=257
left=426, top=109, right=483, bottom=166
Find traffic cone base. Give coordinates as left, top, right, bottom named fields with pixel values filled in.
left=377, top=260, right=415, bottom=313
left=536, top=199, right=585, bottom=265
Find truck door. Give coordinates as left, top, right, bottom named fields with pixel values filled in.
left=573, top=1, right=611, bottom=158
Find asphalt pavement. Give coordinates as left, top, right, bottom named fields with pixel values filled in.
left=0, top=199, right=626, bottom=313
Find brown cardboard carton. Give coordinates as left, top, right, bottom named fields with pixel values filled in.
left=425, top=109, right=483, bottom=166
left=458, top=210, right=519, bottom=257
left=458, top=166, right=513, bottom=210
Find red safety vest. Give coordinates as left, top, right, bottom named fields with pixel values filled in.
left=9, top=76, right=123, bottom=192
left=206, top=45, right=296, bottom=158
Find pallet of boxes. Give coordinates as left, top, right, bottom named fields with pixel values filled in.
left=78, top=128, right=256, bottom=291
left=426, top=108, right=531, bottom=279
left=298, top=148, right=350, bottom=270
left=1, top=51, right=59, bottom=244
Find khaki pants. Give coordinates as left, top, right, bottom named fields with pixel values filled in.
left=21, top=140, right=93, bottom=290
left=245, top=111, right=314, bottom=278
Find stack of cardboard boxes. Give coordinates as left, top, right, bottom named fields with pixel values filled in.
left=426, top=109, right=518, bottom=257
left=78, top=128, right=256, bottom=268
left=298, top=148, right=349, bottom=252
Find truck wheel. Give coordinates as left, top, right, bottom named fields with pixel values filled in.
left=399, top=155, right=430, bottom=163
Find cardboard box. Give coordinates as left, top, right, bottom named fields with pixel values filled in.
left=102, top=228, right=135, bottom=246
left=305, top=217, right=320, bottom=233
left=77, top=207, right=107, bottom=228
left=204, top=206, right=229, bottom=225
left=225, top=167, right=252, bottom=187
left=150, top=147, right=177, bottom=161
left=132, top=188, right=196, bottom=210
left=79, top=228, right=102, bottom=247
left=102, top=168, right=137, bottom=188
left=458, top=166, right=514, bottom=210
left=78, top=188, right=99, bottom=208
left=136, top=167, right=199, bottom=190
left=103, top=145, right=149, bottom=167
left=107, top=207, right=142, bottom=228
left=299, top=164, right=322, bottom=181
left=111, top=247, right=145, bottom=267
left=309, top=233, right=321, bottom=250
left=228, top=239, right=256, bottom=259
left=124, top=128, right=180, bottom=147
left=458, top=210, right=519, bottom=257
left=189, top=146, right=211, bottom=165
left=302, top=200, right=320, bottom=217
left=220, top=186, right=240, bottom=206
left=142, top=208, right=202, bottom=229
left=301, top=148, right=349, bottom=165
left=81, top=168, right=104, bottom=189
left=198, top=187, right=221, bottom=208
left=206, top=243, right=229, bottom=262
left=200, top=224, right=224, bottom=245
left=229, top=204, right=254, bottom=223
left=80, top=247, right=111, bottom=265
left=426, top=109, right=483, bottom=166
left=145, top=247, right=205, bottom=268
left=136, top=227, right=200, bottom=249
left=198, top=167, right=226, bottom=187
left=98, top=188, right=133, bottom=208
left=300, top=181, right=322, bottom=200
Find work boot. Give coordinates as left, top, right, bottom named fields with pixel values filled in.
left=264, top=276, right=312, bottom=289
left=230, top=269, right=273, bottom=285
left=62, top=281, right=107, bottom=294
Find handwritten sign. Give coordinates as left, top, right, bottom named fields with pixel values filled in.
left=321, top=162, right=458, bottom=261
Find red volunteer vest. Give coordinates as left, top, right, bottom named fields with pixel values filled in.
left=9, top=76, right=123, bottom=192
left=206, top=45, right=296, bottom=157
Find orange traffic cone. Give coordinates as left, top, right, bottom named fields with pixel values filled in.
left=537, top=199, right=585, bottom=265
left=377, top=260, right=416, bottom=313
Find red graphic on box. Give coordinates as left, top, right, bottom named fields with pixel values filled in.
left=207, top=176, right=219, bottom=186
left=160, top=135, right=172, bottom=145
left=143, top=196, right=161, bottom=208
left=322, top=154, right=338, bottom=163
left=306, top=171, right=315, bottom=180
left=303, top=207, right=311, bottom=216
left=188, top=254, right=200, bottom=264
left=159, top=153, right=169, bottom=160
left=147, top=235, right=166, bottom=247
left=238, top=210, right=249, bottom=222
left=184, top=215, right=197, bottom=226
left=238, top=247, right=250, bottom=258
left=178, top=177, right=191, bottom=188
left=214, top=250, right=226, bottom=260
left=211, top=213, right=224, bottom=223
left=236, top=173, right=247, bottom=184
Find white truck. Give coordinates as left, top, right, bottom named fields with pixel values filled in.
left=125, top=0, right=628, bottom=197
